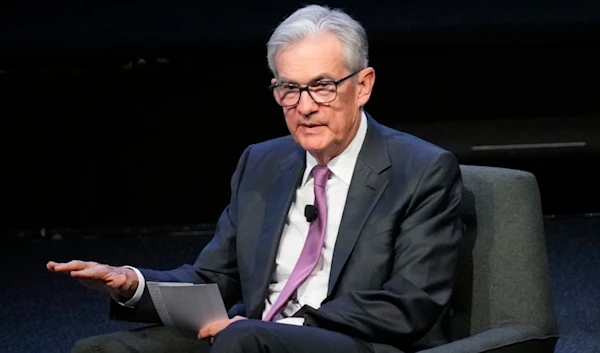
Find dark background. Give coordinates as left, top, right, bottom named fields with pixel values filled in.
left=1, top=0, right=599, bottom=236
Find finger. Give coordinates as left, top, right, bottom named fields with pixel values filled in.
left=47, top=261, right=66, bottom=271
left=198, top=323, right=214, bottom=339
left=69, top=265, right=111, bottom=281
left=209, top=319, right=235, bottom=336
left=73, top=271, right=127, bottom=289
left=198, top=319, right=228, bottom=339
left=51, top=260, right=97, bottom=273
left=200, top=317, right=246, bottom=341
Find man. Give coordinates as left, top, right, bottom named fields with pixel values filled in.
left=48, top=5, right=463, bottom=353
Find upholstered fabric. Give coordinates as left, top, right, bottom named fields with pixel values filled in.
left=420, top=165, right=559, bottom=352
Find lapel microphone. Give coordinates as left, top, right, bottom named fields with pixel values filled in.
left=304, top=205, right=318, bottom=222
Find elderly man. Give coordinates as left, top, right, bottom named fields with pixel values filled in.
left=48, top=4, right=463, bottom=353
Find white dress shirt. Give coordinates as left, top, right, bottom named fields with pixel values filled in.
left=263, top=112, right=367, bottom=325
left=123, top=111, right=368, bottom=327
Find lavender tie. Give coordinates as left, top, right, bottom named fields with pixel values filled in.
left=264, top=165, right=332, bottom=321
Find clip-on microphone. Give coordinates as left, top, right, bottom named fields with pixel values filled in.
left=304, top=205, right=318, bottom=222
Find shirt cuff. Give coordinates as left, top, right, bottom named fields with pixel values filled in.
left=112, top=266, right=146, bottom=307
left=275, top=317, right=305, bottom=326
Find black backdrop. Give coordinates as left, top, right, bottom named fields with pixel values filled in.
left=1, top=0, right=599, bottom=46
left=1, top=1, right=599, bottom=235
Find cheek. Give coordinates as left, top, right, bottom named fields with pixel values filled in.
left=284, top=115, right=301, bottom=138
left=338, top=87, right=358, bottom=108
left=283, top=111, right=295, bottom=127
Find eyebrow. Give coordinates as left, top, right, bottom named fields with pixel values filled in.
left=278, top=73, right=336, bottom=85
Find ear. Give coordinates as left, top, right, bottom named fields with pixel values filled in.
left=356, top=67, right=375, bottom=107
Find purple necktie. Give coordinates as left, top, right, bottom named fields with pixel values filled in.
left=264, top=165, right=331, bottom=321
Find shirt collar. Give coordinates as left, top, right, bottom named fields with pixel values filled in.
left=302, top=110, right=368, bottom=186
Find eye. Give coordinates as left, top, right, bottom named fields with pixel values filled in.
left=280, top=84, right=299, bottom=91
left=310, top=81, right=331, bottom=88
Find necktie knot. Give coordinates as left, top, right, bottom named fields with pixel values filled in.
left=312, top=165, right=331, bottom=187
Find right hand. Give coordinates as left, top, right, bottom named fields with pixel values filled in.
left=47, top=260, right=139, bottom=302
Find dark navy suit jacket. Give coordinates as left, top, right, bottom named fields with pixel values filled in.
left=112, top=114, right=463, bottom=353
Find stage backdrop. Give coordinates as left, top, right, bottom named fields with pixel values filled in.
left=1, top=1, right=599, bottom=235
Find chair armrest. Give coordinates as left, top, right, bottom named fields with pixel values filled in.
left=418, top=324, right=558, bottom=353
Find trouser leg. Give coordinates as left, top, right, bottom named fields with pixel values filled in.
left=211, top=320, right=375, bottom=353
left=72, top=325, right=211, bottom=353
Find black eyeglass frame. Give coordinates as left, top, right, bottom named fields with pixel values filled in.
left=269, top=70, right=360, bottom=107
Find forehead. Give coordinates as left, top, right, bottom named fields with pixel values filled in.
left=275, top=32, right=346, bottom=82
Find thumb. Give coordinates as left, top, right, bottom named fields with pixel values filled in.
left=107, top=273, right=128, bottom=288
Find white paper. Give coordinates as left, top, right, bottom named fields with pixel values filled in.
left=146, top=282, right=174, bottom=328
left=147, top=282, right=228, bottom=338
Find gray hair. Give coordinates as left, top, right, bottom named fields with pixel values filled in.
left=267, top=5, right=369, bottom=76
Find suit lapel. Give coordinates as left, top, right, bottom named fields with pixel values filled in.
left=248, top=147, right=305, bottom=318
left=328, top=118, right=391, bottom=296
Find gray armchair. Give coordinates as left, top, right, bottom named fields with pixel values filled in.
left=421, top=165, right=559, bottom=352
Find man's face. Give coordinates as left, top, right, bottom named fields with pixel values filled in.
left=273, top=32, right=374, bottom=161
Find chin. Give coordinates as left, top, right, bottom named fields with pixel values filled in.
left=297, top=136, right=328, bottom=152
left=300, top=143, right=326, bottom=154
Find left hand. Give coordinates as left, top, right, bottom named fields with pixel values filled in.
left=198, top=316, right=247, bottom=343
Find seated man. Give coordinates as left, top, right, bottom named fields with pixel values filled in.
left=48, top=4, right=463, bottom=353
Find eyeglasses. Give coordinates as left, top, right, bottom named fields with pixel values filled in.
left=269, top=71, right=359, bottom=107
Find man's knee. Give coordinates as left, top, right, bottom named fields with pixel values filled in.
left=71, top=334, right=126, bottom=353
left=72, top=326, right=210, bottom=353
left=71, top=327, right=156, bottom=353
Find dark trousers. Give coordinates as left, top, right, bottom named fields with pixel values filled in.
left=72, top=320, right=375, bottom=353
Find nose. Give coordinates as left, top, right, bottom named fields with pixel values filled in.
left=296, top=90, right=319, bottom=116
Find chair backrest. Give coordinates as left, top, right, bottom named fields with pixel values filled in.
left=450, top=165, right=558, bottom=340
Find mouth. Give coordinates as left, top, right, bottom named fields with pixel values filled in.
left=303, top=124, right=324, bottom=129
